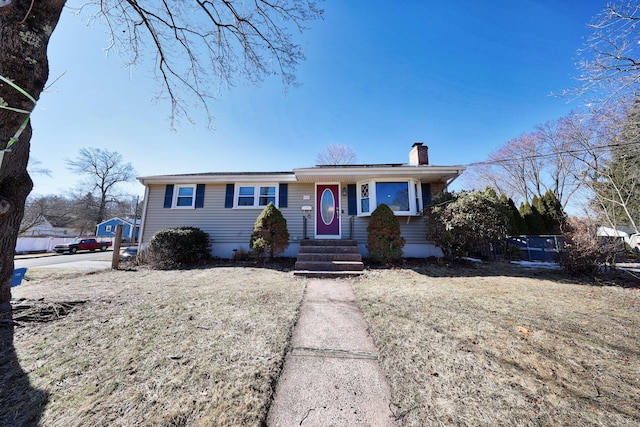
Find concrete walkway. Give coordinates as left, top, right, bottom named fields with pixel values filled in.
left=267, top=279, right=397, bottom=426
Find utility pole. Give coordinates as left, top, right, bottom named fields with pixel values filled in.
left=112, top=224, right=123, bottom=269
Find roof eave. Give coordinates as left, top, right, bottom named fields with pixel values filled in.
left=137, top=172, right=297, bottom=185
left=292, top=165, right=466, bottom=183
left=137, top=165, right=466, bottom=186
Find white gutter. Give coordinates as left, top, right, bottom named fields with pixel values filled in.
left=137, top=172, right=297, bottom=185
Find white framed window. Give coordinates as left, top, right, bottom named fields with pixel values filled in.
left=234, top=184, right=278, bottom=208
left=238, top=186, right=255, bottom=206
left=105, top=225, right=113, bottom=232
left=360, top=183, right=370, bottom=214
left=356, top=179, right=422, bottom=216
left=174, top=184, right=197, bottom=208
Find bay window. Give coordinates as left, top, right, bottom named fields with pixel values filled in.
left=357, top=179, right=422, bottom=216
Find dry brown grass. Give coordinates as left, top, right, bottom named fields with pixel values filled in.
left=354, top=263, right=640, bottom=426
left=2, top=266, right=305, bottom=426
left=4, top=262, right=640, bottom=426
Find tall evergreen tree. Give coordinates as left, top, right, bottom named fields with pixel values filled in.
left=500, top=194, right=527, bottom=235
left=520, top=202, right=546, bottom=235
left=540, top=190, right=566, bottom=234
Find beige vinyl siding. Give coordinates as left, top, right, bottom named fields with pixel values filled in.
left=140, top=183, right=315, bottom=254
left=341, top=212, right=428, bottom=244
left=285, top=183, right=315, bottom=240
left=141, top=181, right=441, bottom=258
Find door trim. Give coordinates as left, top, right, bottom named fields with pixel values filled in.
left=314, top=183, right=341, bottom=239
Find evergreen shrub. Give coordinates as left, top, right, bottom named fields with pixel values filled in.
left=147, top=226, right=211, bottom=269
left=250, top=202, right=290, bottom=260
left=366, top=203, right=405, bottom=264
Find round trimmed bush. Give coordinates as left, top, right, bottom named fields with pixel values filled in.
left=147, top=226, right=211, bottom=269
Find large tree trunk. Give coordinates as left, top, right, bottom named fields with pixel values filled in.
left=0, top=0, right=66, bottom=309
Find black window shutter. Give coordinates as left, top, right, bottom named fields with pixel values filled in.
left=195, top=184, right=205, bottom=208
left=278, top=183, right=288, bottom=208
left=163, top=184, right=174, bottom=208
left=224, top=184, right=235, bottom=208
left=347, top=184, right=357, bottom=215
left=421, top=183, right=432, bottom=206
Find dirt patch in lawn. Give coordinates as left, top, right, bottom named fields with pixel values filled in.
left=354, top=264, right=640, bottom=426
left=2, top=267, right=305, bottom=427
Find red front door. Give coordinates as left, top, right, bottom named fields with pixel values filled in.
left=316, top=184, right=340, bottom=237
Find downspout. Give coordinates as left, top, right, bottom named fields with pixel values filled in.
left=137, top=185, right=150, bottom=248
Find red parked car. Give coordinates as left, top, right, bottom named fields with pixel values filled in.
left=54, top=238, right=112, bottom=254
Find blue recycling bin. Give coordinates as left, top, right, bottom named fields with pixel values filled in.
left=11, top=267, right=27, bottom=287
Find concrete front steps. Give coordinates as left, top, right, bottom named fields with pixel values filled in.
left=294, top=239, right=364, bottom=277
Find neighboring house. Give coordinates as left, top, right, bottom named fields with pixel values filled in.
left=17, top=219, right=78, bottom=253
left=20, top=218, right=55, bottom=236
left=137, top=143, right=465, bottom=258
left=96, top=217, right=140, bottom=242
left=598, top=226, right=640, bottom=252
left=49, top=227, right=82, bottom=238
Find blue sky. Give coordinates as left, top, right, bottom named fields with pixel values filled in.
left=29, top=0, right=607, bottom=199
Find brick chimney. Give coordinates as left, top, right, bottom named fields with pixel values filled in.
left=409, top=142, right=429, bottom=165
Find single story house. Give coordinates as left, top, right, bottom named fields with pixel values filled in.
left=96, top=217, right=140, bottom=242
left=137, top=143, right=465, bottom=259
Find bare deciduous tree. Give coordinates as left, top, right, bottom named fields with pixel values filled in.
left=566, top=104, right=640, bottom=233
left=465, top=106, right=635, bottom=225
left=19, top=159, right=53, bottom=235
left=466, top=1, right=640, bottom=232
left=18, top=196, right=49, bottom=236
left=20, top=191, right=139, bottom=237
left=315, top=144, right=357, bottom=165
left=567, top=0, right=640, bottom=232
left=572, top=1, right=640, bottom=106
left=465, top=129, right=573, bottom=207
left=1, top=0, right=321, bottom=307
left=535, top=116, right=584, bottom=207
left=66, top=148, right=135, bottom=224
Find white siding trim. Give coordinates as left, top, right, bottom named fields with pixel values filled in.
left=138, top=186, right=150, bottom=247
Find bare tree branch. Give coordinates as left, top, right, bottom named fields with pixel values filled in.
left=79, top=0, right=322, bottom=128
left=315, top=144, right=357, bottom=165
left=0, top=0, right=321, bottom=307
left=568, top=1, right=640, bottom=107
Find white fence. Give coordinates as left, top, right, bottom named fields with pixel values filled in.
left=15, top=237, right=112, bottom=254
left=15, top=237, right=73, bottom=253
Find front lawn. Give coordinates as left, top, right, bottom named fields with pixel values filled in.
left=2, top=267, right=304, bottom=426
left=3, top=263, right=639, bottom=426
left=354, top=263, right=640, bottom=426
